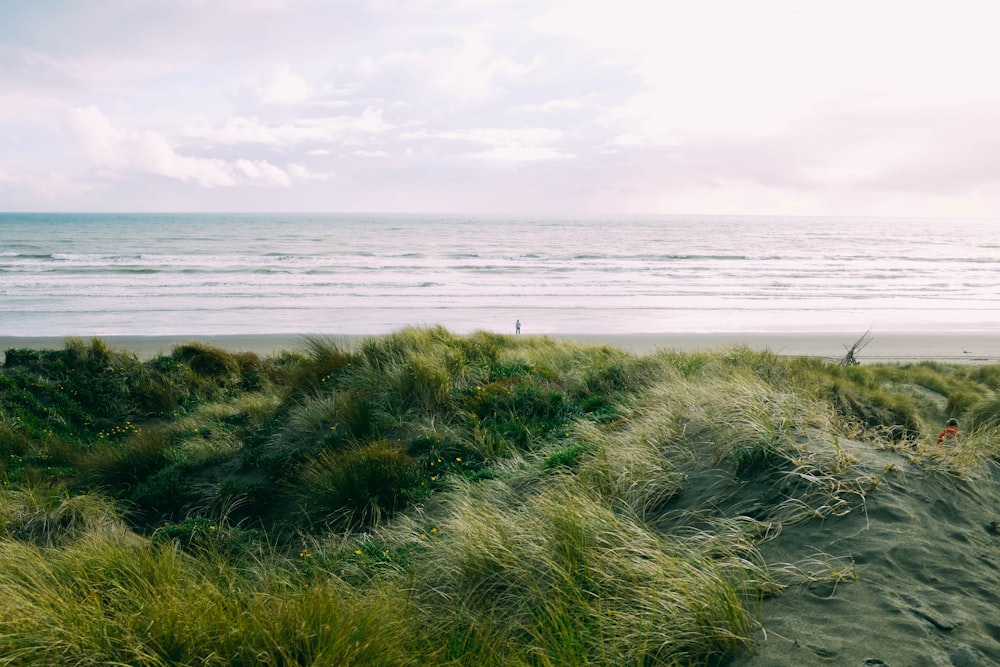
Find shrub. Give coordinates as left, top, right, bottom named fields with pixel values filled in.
left=129, top=465, right=190, bottom=525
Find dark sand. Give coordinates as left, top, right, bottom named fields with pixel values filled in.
left=731, top=439, right=1000, bottom=665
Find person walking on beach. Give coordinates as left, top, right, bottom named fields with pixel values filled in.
left=515, top=319, right=521, bottom=334
left=938, top=418, right=960, bottom=445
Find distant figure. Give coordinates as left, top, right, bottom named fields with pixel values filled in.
left=515, top=319, right=521, bottom=334
left=937, top=418, right=960, bottom=445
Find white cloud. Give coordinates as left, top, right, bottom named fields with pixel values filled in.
left=0, top=167, right=95, bottom=200
left=473, top=146, right=571, bottom=161
left=403, top=127, right=570, bottom=161
left=257, top=65, right=312, bottom=105
left=234, top=159, right=291, bottom=186
left=360, top=35, right=538, bottom=105
left=513, top=98, right=589, bottom=113
left=183, top=107, right=390, bottom=148
left=404, top=127, right=559, bottom=146
left=287, top=162, right=334, bottom=180
left=7, top=0, right=1000, bottom=214
left=66, top=105, right=292, bottom=188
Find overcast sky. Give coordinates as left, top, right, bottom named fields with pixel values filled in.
left=3, top=0, right=1000, bottom=216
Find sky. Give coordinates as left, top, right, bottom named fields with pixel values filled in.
left=3, top=0, right=1000, bottom=216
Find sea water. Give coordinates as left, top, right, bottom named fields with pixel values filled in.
left=1, top=213, right=998, bottom=337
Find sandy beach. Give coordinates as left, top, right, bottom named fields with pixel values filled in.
left=2, top=331, right=1000, bottom=364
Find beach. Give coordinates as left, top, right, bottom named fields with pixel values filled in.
left=3, top=331, right=1000, bottom=364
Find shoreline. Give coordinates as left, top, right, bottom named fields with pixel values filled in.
left=2, top=332, right=999, bottom=364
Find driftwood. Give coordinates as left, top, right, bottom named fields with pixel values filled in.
left=840, top=329, right=872, bottom=366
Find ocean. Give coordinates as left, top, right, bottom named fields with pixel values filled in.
left=1, top=213, right=998, bottom=338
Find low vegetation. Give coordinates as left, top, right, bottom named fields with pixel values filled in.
left=0, top=328, right=996, bottom=666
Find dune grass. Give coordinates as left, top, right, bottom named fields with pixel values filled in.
left=1, top=328, right=999, bottom=665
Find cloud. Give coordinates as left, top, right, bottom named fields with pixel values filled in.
left=182, top=107, right=390, bottom=148
left=402, top=127, right=570, bottom=161
left=359, top=34, right=538, bottom=106
left=472, top=146, right=571, bottom=161
left=8, top=0, right=1000, bottom=215
left=513, top=98, right=589, bottom=113
left=287, top=163, right=334, bottom=180
left=0, top=167, right=95, bottom=200
left=66, top=105, right=291, bottom=188
left=234, top=159, right=291, bottom=186
left=256, top=65, right=312, bottom=104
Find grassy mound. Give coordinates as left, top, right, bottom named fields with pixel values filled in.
left=1, top=328, right=998, bottom=665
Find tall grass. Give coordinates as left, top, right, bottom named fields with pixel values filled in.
left=4, top=329, right=1000, bottom=665
left=409, top=478, right=769, bottom=666
left=0, top=530, right=422, bottom=666
left=296, top=440, right=423, bottom=530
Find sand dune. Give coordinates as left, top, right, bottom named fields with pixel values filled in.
left=4, top=330, right=1000, bottom=664
left=730, top=437, right=1000, bottom=665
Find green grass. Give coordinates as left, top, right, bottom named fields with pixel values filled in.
left=1, top=329, right=999, bottom=665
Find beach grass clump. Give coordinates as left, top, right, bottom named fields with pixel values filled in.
left=295, top=439, right=423, bottom=530
left=967, top=363, right=1000, bottom=391
left=171, top=342, right=242, bottom=379
left=945, top=388, right=981, bottom=418
left=74, top=393, right=284, bottom=528
left=903, top=363, right=958, bottom=397
left=281, top=336, right=359, bottom=397
left=75, top=427, right=171, bottom=494
left=542, top=439, right=597, bottom=471
left=0, top=525, right=422, bottom=667
left=150, top=515, right=267, bottom=560
left=576, top=349, right=879, bottom=528
left=411, top=478, right=768, bottom=666
left=393, top=350, right=454, bottom=413
left=964, top=396, right=1000, bottom=430
left=818, top=373, right=923, bottom=441
left=266, top=387, right=381, bottom=471
left=0, top=485, right=123, bottom=548
left=571, top=418, right=687, bottom=520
